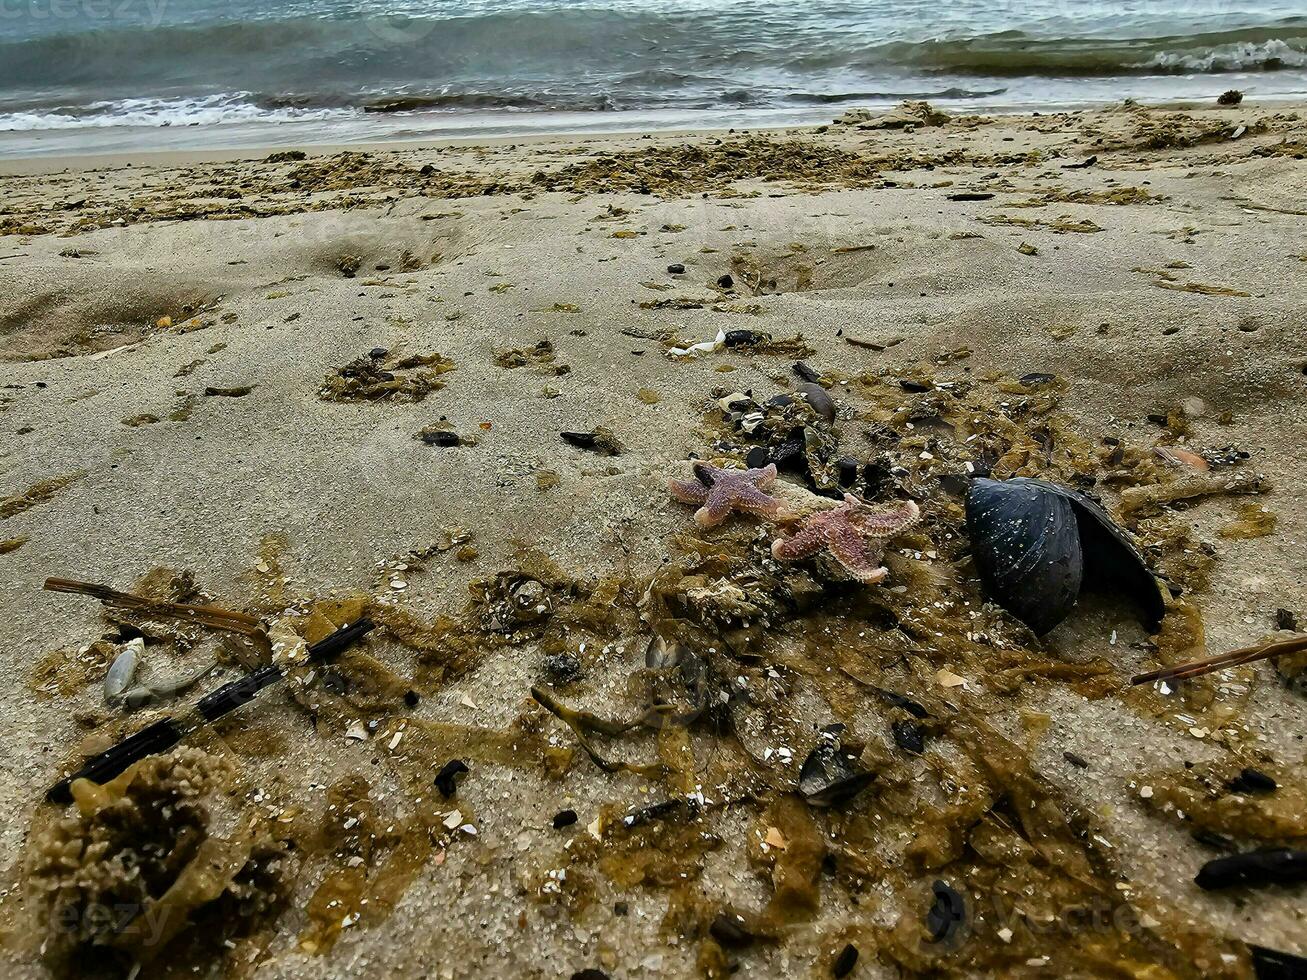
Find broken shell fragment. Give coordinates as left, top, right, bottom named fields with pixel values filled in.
left=798, top=730, right=874, bottom=807
left=645, top=635, right=689, bottom=669
left=925, top=880, right=967, bottom=942
left=965, top=477, right=1164, bottom=635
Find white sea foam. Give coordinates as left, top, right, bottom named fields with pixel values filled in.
left=0, top=95, right=355, bottom=132
left=1146, top=39, right=1307, bottom=73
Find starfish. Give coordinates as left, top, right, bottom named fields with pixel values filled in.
left=668, top=462, right=783, bottom=527
left=771, top=494, right=920, bottom=584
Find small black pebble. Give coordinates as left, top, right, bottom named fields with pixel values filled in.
left=1063, top=751, right=1090, bottom=769
left=891, top=719, right=925, bottom=755
left=667, top=263, right=685, bottom=274
left=542, top=651, right=584, bottom=686
left=833, top=943, right=859, bottom=978
left=560, top=430, right=598, bottom=449
left=745, top=446, right=771, bottom=469
left=1276, top=608, right=1298, bottom=632
left=1195, top=847, right=1307, bottom=890
left=368, top=347, right=388, bottom=360
left=553, top=809, right=579, bottom=830
left=899, top=379, right=931, bottom=393
left=433, top=759, right=469, bottom=798
left=419, top=429, right=461, bottom=447
left=403, top=689, right=420, bottom=708
left=1229, top=767, right=1277, bottom=794
left=571, top=971, right=609, bottom=980
left=613, top=901, right=629, bottom=916
left=717, top=273, right=734, bottom=289
left=925, top=880, right=966, bottom=943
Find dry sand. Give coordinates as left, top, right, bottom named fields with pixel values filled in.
left=0, top=100, right=1305, bottom=978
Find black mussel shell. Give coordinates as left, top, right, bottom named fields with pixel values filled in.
left=798, top=733, right=874, bottom=807
left=1064, top=484, right=1165, bottom=629
left=966, top=478, right=1083, bottom=634
left=966, top=477, right=1164, bottom=634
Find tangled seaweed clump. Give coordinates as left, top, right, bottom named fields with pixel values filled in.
left=28, top=748, right=295, bottom=977
left=319, top=350, right=455, bottom=403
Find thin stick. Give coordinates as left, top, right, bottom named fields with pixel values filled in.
left=44, top=577, right=263, bottom=635
left=1131, top=634, right=1307, bottom=686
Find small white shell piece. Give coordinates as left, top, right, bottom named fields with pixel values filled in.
left=103, top=638, right=144, bottom=704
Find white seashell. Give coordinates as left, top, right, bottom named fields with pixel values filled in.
left=103, top=638, right=144, bottom=703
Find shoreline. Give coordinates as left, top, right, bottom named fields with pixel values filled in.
left=0, top=91, right=1302, bottom=172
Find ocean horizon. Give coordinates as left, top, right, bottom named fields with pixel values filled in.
left=1, top=0, right=1305, bottom=156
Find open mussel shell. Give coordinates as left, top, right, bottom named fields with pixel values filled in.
left=966, top=477, right=1164, bottom=635
left=798, top=731, right=874, bottom=808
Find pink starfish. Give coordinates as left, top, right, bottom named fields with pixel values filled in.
left=668, top=462, right=783, bottom=528
left=771, top=494, right=921, bottom=584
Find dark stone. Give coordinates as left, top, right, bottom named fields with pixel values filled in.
left=419, top=428, right=461, bottom=447
left=403, top=689, right=420, bottom=708
left=898, top=379, right=931, bottom=393
left=745, top=446, right=771, bottom=469
left=1276, top=608, right=1299, bottom=632
left=433, top=759, right=469, bottom=798
left=1229, top=767, right=1277, bottom=795
left=667, top=263, right=685, bottom=274
left=542, top=651, right=583, bottom=686
left=552, top=809, right=579, bottom=829
left=1063, top=751, right=1090, bottom=769
left=717, top=273, right=734, bottom=289
left=368, top=347, right=389, bottom=360
left=613, top=901, right=629, bottom=916
left=1195, top=847, right=1307, bottom=890
left=571, top=971, right=609, bottom=980
left=832, top=943, right=859, bottom=978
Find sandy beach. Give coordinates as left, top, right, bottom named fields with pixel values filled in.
left=1, top=99, right=1305, bottom=978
